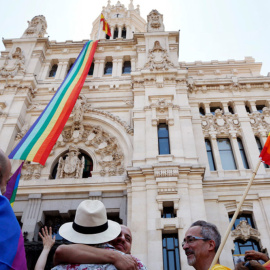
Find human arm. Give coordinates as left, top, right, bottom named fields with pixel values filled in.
left=53, top=244, right=138, bottom=270
left=244, top=250, right=269, bottom=262
left=34, top=226, right=56, bottom=270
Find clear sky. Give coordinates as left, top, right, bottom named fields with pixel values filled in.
left=1, top=0, right=270, bottom=75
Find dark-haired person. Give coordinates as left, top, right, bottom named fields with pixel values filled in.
left=182, top=220, right=231, bottom=270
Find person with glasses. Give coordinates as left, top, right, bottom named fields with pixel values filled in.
left=182, top=220, right=231, bottom=270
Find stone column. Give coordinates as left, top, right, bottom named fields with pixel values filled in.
left=117, top=58, right=123, bottom=77
left=204, top=102, right=211, bottom=114
left=229, top=132, right=246, bottom=176
left=58, top=60, right=69, bottom=80
left=249, top=101, right=257, bottom=113
left=209, top=133, right=224, bottom=175
left=21, top=194, right=42, bottom=241
left=97, top=59, right=105, bottom=77
left=131, top=57, right=136, bottom=72
left=112, top=57, right=118, bottom=77
left=118, top=26, right=122, bottom=38
left=40, top=61, right=51, bottom=80
left=110, top=26, right=114, bottom=40
left=54, top=62, right=63, bottom=80
left=222, top=102, right=229, bottom=114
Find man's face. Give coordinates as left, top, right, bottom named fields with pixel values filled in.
left=109, top=225, right=132, bottom=254
left=0, top=156, right=11, bottom=195
left=182, top=226, right=210, bottom=268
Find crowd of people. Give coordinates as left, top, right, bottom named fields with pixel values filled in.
left=0, top=148, right=270, bottom=270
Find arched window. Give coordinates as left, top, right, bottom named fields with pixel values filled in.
left=113, top=27, right=118, bottom=39
left=255, top=136, right=269, bottom=168
left=205, top=139, right=216, bottom=171
left=217, top=138, right=236, bottom=170
left=199, top=106, right=205, bottom=116
left=104, top=62, right=113, bottom=75
left=228, top=105, right=234, bottom=114
left=49, top=64, right=58, bottom=77
left=51, top=152, right=93, bottom=179
left=122, top=61, right=131, bottom=74
left=237, top=138, right=249, bottom=169
left=88, top=62, right=95, bottom=76
left=121, top=27, right=126, bottom=39
left=256, top=104, right=266, bottom=113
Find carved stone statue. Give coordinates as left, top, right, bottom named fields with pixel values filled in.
left=22, top=15, right=47, bottom=38
left=147, top=10, right=164, bottom=32
left=144, top=41, right=175, bottom=71
left=56, top=145, right=85, bottom=179
left=0, top=47, right=25, bottom=78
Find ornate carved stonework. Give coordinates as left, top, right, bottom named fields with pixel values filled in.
left=231, top=220, right=260, bottom=242
left=147, top=10, right=164, bottom=32
left=0, top=47, right=25, bottom=78
left=22, top=15, right=47, bottom=38
left=0, top=102, right=7, bottom=117
left=201, top=109, right=241, bottom=136
left=249, top=108, right=270, bottom=135
left=154, top=169, right=179, bottom=178
left=144, top=41, right=175, bottom=71
left=56, top=145, right=84, bottom=179
left=16, top=123, right=30, bottom=140
left=22, top=162, right=43, bottom=180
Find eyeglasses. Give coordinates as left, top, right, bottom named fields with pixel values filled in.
left=182, top=235, right=209, bottom=247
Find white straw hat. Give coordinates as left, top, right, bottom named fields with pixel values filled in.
left=59, top=200, right=121, bottom=244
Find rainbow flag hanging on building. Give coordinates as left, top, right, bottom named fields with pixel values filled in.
left=4, top=162, right=24, bottom=207
left=259, top=132, right=270, bottom=165
left=9, top=40, right=98, bottom=165
left=0, top=195, right=27, bottom=270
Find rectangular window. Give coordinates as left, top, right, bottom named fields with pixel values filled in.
left=158, top=124, right=170, bottom=155
left=162, top=207, right=175, bottom=218
left=237, top=138, right=249, bottom=169
left=205, top=139, right=216, bottom=171
left=217, top=138, right=236, bottom=170
left=163, top=234, right=181, bottom=270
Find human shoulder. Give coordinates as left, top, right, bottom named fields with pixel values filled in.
left=211, top=264, right=232, bottom=270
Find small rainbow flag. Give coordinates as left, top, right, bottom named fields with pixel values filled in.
left=259, top=132, right=270, bottom=165
left=9, top=40, right=98, bottom=165
left=264, top=260, right=270, bottom=269
left=101, top=13, right=111, bottom=37
left=4, top=162, right=24, bottom=207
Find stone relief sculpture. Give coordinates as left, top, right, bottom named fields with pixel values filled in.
left=22, top=15, right=47, bottom=38
left=0, top=47, right=25, bottom=78
left=22, top=162, right=43, bottom=180
left=231, top=220, right=260, bottom=242
left=56, top=145, right=84, bottom=179
left=147, top=10, right=164, bottom=32
left=144, top=41, right=175, bottom=71
left=201, top=109, right=241, bottom=136
left=249, top=107, right=270, bottom=135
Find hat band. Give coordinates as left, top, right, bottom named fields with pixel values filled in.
left=72, top=221, right=108, bottom=234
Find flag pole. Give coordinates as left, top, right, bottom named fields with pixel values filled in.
left=209, top=159, right=262, bottom=269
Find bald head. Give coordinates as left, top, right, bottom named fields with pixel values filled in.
left=0, top=149, right=11, bottom=194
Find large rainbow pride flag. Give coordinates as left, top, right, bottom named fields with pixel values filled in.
left=9, top=40, right=98, bottom=165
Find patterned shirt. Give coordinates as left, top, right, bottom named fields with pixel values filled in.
left=52, top=244, right=147, bottom=270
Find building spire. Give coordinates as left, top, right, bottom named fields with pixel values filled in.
left=129, top=0, right=134, bottom=10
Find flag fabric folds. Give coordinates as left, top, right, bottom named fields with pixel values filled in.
left=100, top=13, right=111, bottom=37
left=4, top=162, right=24, bottom=207
left=9, top=40, right=98, bottom=165
left=259, top=132, right=270, bottom=165
left=263, top=260, right=270, bottom=269
left=0, top=195, right=27, bottom=270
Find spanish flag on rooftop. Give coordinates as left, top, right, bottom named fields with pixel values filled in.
left=101, top=13, right=111, bottom=37
left=259, top=133, right=270, bottom=165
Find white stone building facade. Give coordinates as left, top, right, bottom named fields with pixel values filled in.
left=0, top=1, right=270, bottom=269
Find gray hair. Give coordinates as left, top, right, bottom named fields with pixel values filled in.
left=190, top=220, right=221, bottom=252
